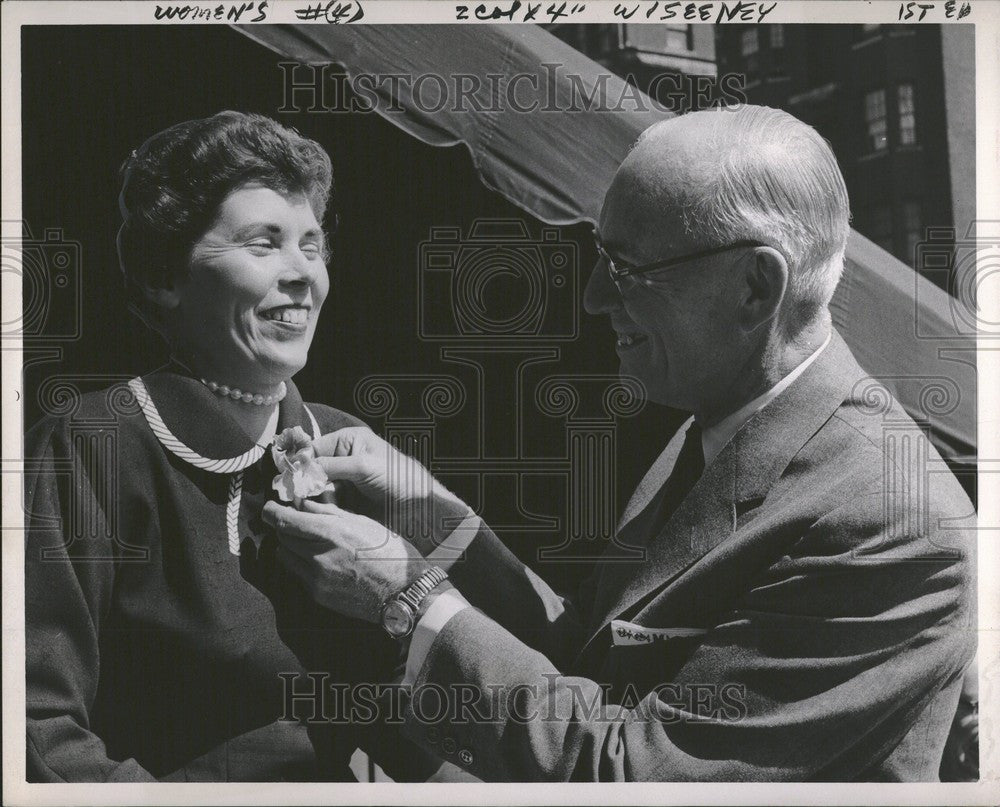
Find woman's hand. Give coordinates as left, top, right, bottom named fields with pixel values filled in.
left=311, top=427, right=473, bottom=556
left=262, top=499, right=429, bottom=622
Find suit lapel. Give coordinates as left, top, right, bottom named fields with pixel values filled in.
left=579, top=331, right=866, bottom=658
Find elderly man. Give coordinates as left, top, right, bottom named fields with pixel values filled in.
left=264, top=106, right=976, bottom=781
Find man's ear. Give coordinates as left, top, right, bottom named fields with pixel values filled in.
left=738, top=247, right=787, bottom=333
left=135, top=266, right=181, bottom=311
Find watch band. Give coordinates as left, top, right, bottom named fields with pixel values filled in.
left=396, top=566, right=448, bottom=613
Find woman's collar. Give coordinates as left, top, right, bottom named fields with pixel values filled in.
left=131, top=362, right=312, bottom=473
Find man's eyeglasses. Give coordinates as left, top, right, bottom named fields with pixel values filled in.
left=593, top=229, right=768, bottom=295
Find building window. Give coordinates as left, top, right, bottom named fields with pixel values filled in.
left=770, top=24, right=784, bottom=49
left=902, top=201, right=923, bottom=262
left=664, top=24, right=692, bottom=52
left=871, top=204, right=894, bottom=253
left=864, top=89, right=888, bottom=152
left=622, top=24, right=692, bottom=55
left=897, top=83, right=917, bottom=145
left=741, top=28, right=759, bottom=56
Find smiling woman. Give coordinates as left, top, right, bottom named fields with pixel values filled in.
left=116, top=112, right=334, bottom=414
left=173, top=185, right=329, bottom=395
left=23, top=112, right=415, bottom=782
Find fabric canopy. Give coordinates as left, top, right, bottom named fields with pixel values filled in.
left=235, top=23, right=976, bottom=460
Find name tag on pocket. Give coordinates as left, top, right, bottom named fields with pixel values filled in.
left=611, top=619, right=708, bottom=646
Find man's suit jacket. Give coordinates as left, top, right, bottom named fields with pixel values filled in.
left=399, top=330, right=977, bottom=781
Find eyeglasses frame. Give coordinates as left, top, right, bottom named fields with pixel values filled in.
left=593, top=230, right=771, bottom=291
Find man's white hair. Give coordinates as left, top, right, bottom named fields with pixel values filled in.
left=660, top=105, right=851, bottom=332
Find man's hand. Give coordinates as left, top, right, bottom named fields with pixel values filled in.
left=312, top=427, right=473, bottom=555
left=262, top=499, right=430, bottom=623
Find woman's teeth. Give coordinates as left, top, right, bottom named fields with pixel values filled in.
left=262, top=307, right=307, bottom=325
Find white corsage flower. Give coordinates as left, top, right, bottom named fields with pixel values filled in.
left=271, top=425, right=335, bottom=508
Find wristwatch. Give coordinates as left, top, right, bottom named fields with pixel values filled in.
left=380, top=566, right=448, bottom=640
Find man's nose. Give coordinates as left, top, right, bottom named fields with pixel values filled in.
left=583, top=257, right=623, bottom=316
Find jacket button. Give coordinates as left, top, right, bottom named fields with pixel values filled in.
left=442, top=737, right=457, bottom=755
left=458, top=748, right=474, bottom=766
left=426, top=727, right=439, bottom=745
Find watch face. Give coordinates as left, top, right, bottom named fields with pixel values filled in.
left=382, top=600, right=414, bottom=638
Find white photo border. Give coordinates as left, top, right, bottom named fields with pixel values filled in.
left=2, top=2, right=997, bottom=804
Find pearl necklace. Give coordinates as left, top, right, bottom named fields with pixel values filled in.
left=201, top=378, right=287, bottom=406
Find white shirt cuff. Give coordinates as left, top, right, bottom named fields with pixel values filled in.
left=425, top=511, right=481, bottom=571
left=402, top=588, right=471, bottom=686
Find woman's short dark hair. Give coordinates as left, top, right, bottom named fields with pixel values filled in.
left=116, top=110, right=333, bottom=328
